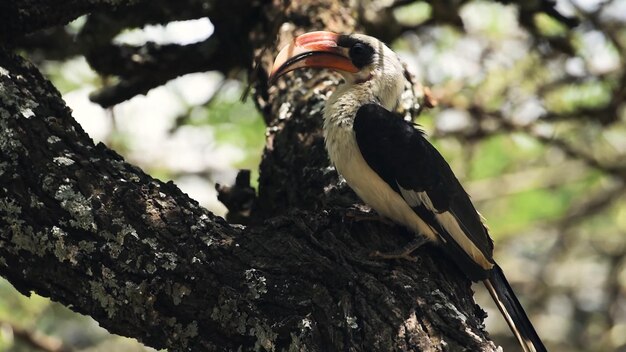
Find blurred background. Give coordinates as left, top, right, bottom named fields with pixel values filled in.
left=2, top=0, right=626, bottom=351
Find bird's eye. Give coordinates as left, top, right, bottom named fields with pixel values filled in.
left=349, top=42, right=374, bottom=68
left=350, top=43, right=366, bottom=56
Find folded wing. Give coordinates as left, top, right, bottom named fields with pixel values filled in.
left=353, top=103, right=494, bottom=280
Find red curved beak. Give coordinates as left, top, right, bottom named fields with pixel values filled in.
left=269, top=31, right=359, bottom=84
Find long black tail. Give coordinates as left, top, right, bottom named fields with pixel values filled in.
left=483, top=263, right=547, bottom=352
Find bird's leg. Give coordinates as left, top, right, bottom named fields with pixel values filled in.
left=370, top=236, right=429, bottom=262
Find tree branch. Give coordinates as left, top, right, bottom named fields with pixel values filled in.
left=83, top=0, right=259, bottom=107
left=0, top=45, right=497, bottom=350
left=87, top=37, right=245, bottom=107
left=0, top=0, right=146, bottom=41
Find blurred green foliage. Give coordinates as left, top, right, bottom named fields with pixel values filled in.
left=393, top=1, right=431, bottom=26
left=185, top=85, right=265, bottom=187
left=545, top=81, right=612, bottom=113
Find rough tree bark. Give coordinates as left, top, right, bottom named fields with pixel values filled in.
left=0, top=1, right=499, bottom=351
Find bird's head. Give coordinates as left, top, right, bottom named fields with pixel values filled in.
left=269, top=31, right=405, bottom=107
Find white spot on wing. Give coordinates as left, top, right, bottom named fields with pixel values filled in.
left=397, top=184, right=421, bottom=207
left=435, top=211, right=492, bottom=269
left=398, top=184, right=493, bottom=270
left=397, top=185, right=437, bottom=212
left=417, top=191, right=435, bottom=210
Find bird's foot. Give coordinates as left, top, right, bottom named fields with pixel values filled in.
left=370, top=249, right=418, bottom=262
left=344, top=207, right=394, bottom=226
left=370, top=236, right=429, bottom=262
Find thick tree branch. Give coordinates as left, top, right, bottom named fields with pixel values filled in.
left=0, top=0, right=508, bottom=351
left=0, top=46, right=497, bottom=351
left=87, top=37, right=246, bottom=107
left=82, top=0, right=259, bottom=107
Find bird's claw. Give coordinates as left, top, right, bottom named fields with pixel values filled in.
left=369, top=236, right=429, bottom=262
left=370, top=250, right=418, bottom=262
left=343, top=208, right=394, bottom=226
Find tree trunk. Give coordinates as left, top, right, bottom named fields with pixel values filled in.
left=0, top=0, right=498, bottom=351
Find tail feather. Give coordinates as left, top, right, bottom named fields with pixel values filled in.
left=483, top=264, right=547, bottom=352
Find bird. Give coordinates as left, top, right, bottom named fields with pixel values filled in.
left=268, top=31, right=547, bottom=352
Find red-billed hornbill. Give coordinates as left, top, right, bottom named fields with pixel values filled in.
left=269, top=31, right=547, bottom=352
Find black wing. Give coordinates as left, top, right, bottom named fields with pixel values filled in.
left=353, top=104, right=494, bottom=280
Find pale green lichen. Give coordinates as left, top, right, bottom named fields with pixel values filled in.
left=155, top=251, right=178, bottom=270
left=142, top=237, right=159, bottom=250
left=211, top=289, right=278, bottom=351
left=20, top=107, right=35, bottom=119
left=120, top=224, right=139, bottom=240
left=145, top=263, right=157, bottom=274
left=29, top=195, right=44, bottom=208
left=287, top=333, right=303, bottom=352
left=107, top=220, right=139, bottom=258
left=211, top=292, right=249, bottom=335
left=51, top=226, right=80, bottom=265
left=106, top=238, right=122, bottom=258
left=171, top=282, right=191, bottom=306
left=0, top=161, right=10, bottom=176
left=0, top=197, right=21, bottom=218
left=182, top=321, right=198, bottom=339
left=345, top=316, right=358, bottom=329
left=300, top=318, right=312, bottom=330
left=244, top=269, right=267, bottom=299
left=307, top=99, right=325, bottom=117
left=53, top=156, right=75, bottom=166
left=287, top=318, right=314, bottom=352
left=89, top=280, right=118, bottom=318
left=0, top=76, right=39, bottom=119
left=250, top=323, right=278, bottom=352
left=101, top=266, right=115, bottom=280
left=202, top=235, right=214, bottom=247
left=54, top=184, right=96, bottom=231
left=0, top=86, right=13, bottom=106
left=47, top=135, right=61, bottom=144
left=0, top=111, right=23, bottom=161
left=1, top=198, right=46, bottom=256
left=168, top=320, right=199, bottom=348
left=11, top=225, right=44, bottom=256
left=278, top=102, right=293, bottom=120
left=78, top=240, right=96, bottom=253
left=123, top=280, right=156, bottom=321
